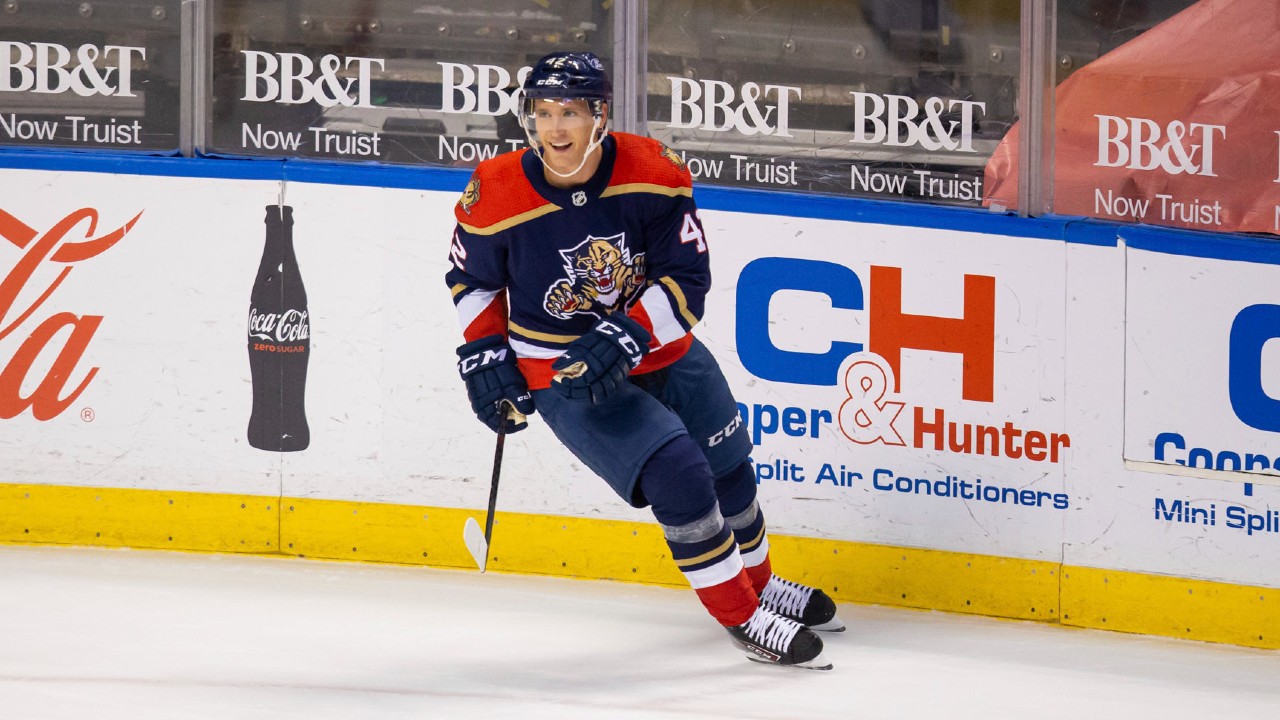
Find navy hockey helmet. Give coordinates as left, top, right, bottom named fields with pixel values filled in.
left=522, top=51, right=613, bottom=111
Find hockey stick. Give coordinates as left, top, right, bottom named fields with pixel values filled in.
left=463, top=403, right=524, bottom=572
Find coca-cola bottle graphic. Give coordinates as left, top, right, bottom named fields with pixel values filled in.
left=247, top=204, right=310, bottom=451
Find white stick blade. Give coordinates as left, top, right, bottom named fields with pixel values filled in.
left=463, top=517, right=489, bottom=573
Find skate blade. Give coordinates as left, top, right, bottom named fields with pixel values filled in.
left=809, top=617, right=846, bottom=632
left=745, top=653, right=833, bottom=671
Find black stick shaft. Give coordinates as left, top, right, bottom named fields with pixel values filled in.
left=483, top=413, right=507, bottom=549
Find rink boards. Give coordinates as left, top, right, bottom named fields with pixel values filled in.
left=0, top=154, right=1276, bottom=649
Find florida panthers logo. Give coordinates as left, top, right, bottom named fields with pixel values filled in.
left=458, top=178, right=480, bottom=214
left=660, top=144, right=686, bottom=170
left=544, top=233, right=647, bottom=320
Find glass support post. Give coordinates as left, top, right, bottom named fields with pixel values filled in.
left=1018, top=0, right=1056, bottom=217
left=613, top=0, right=648, bottom=136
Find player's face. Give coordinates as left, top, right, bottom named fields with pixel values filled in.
left=531, top=98, right=600, bottom=178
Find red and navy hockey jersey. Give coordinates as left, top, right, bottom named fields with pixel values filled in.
left=445, top=132, right=711, bottom=389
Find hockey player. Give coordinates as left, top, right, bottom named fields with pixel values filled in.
left=445, top=51, right=844, bottom=669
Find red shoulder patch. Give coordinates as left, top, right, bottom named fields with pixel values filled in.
left=608, top=132, right=693, bottom=190
left=454, top=150, right=552, bottom=229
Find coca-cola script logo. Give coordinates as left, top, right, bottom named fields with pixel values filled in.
left=0, top=207, right=140, bottom=420
left=248, top=307, right=310, bottom=344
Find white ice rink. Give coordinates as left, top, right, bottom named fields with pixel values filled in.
left=1, top=545, right=1277, bottom=720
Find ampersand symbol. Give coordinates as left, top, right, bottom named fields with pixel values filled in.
left=1161, top=121, right=1200, bottom=174
left=917, top=97, right=953, bottom=152
left=315, top=55, right=357, bottom=107
left=734, top=82, right=776, bottom=137
left=838, top=359, right=906, bottom=446
left=71, top=45, right=116, bottom=97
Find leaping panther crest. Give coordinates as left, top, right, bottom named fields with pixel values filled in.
left=544, top=233, right=647, bottom=320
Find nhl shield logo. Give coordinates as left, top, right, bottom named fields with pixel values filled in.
left=571, top=190, right=587, bottom=207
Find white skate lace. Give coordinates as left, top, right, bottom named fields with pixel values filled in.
left=760, top=575, right=814, bottom=619
left=742, top=607, right=801, bottom=651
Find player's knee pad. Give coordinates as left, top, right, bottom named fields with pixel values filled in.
left=636, top=435, right=717, bottom=528
left=713, top=460, right=758, bottom=518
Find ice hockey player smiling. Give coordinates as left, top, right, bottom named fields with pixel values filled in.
left=446, top=51, right=843, bottom=669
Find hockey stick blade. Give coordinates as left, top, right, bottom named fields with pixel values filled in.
left=463, top=516, right=489, bottom=573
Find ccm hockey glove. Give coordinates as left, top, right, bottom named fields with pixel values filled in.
left=456, top=335, right=535, bottom=433
left=552, top=314, right=652, bottom=403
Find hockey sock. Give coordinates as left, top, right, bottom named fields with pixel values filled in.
left=663, top=514, right=755, bottom=626
left=726, top=500, right=773, bottom=594
left=662, top=510, right=757, bottom=626
left=715, top=462, right=774, bottom=594
left=694, top=568, right=757, bottom=627
left=745, top=555, right=774, bottom=595
left=639, top=438, right=757, bottom=626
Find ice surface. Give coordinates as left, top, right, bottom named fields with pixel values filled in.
left=1, top=545, right=1277, bottom=719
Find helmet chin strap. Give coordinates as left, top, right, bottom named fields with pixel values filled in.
left=526, top=116, right=607, bottom=180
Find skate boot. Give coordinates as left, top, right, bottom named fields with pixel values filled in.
left=758, top=575, right=846, bottom=632
left=725, top=606, right=831, bottom=670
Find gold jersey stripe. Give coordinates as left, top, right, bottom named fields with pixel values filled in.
left=461, top=185, right=688, bottom=236
left=658, top=276, right=699, bottom=327
left=450, top=283, right=468, bottom=299
left=509, top=319, right=581, bottom=344
left=601, top=183, right=694, bottom=199
left=673, top=534, right=736, bottom=569
left=459, top=203, right=561, bottom=236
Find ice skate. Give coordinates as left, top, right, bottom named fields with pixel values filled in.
left=725, top=606, right=831, bottom=670
left=758, top=575, right=846, bottom=632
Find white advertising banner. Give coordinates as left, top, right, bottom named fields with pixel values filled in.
left=1048, top=235, right=1280, bottom=589
left=699, top=211, right=1070, bottom=559
left=2, top=164, right=1276, bottom=590
left=0, top=171, right=283, bottom=494
left=0, top=168, right=607, bottom=516
left=1124, top=246, right=1280, bottom=479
